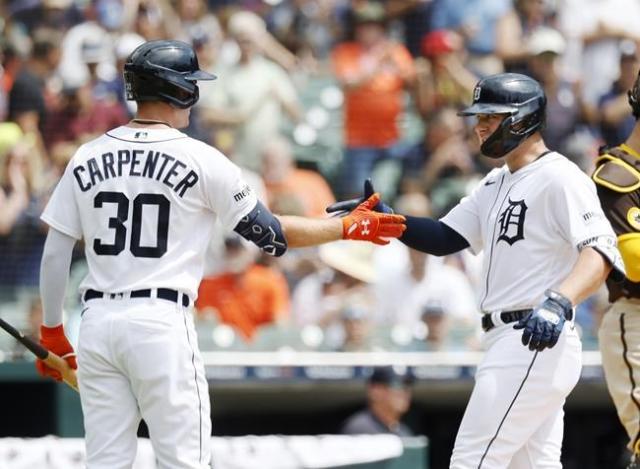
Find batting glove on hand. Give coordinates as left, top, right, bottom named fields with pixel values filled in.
left=513, top=290, right=573, bottom=352
left=326, top=179, right=394, bottom=217
left=36, top=324, right=77, bottom=381
left=342, top=193, right=406, bottom=245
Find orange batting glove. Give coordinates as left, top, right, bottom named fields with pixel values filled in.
left=36, top=324, right=77, bottom=382
left=342, top=193, right=406, bottom=245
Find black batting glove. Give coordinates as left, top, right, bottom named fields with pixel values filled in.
left=513, top=290, right=573, bottom=352
left=326, top=179, right=394, bottom=217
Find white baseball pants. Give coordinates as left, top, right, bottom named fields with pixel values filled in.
left=77, top=297, right=211, bottom=469
left=450, top=322, right=582, bottom=468
left=599, top=298, right=640, bottom=455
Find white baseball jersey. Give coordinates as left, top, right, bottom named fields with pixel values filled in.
left=41, top=126, right=258, bottom=300
left=441, top=151, right=617, bottom=313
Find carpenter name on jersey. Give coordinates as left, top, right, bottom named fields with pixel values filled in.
left=72, top=149, right=199, bottom=197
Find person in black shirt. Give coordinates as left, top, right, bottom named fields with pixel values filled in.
left=342, top=366, right=415, bottom=436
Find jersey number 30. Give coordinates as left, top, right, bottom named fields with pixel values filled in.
left=93, top=191, right=170, bottom=258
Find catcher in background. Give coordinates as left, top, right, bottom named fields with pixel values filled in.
left=594, top=67, right=640, bottom=469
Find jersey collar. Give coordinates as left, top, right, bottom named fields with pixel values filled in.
left=106, top=125, right=187, bottom=143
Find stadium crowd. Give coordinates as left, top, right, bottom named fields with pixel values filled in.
left=0, top=0, right=639, bottom=356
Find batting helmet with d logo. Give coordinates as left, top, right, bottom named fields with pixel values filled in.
left=458, top=73, right=546, bottom=158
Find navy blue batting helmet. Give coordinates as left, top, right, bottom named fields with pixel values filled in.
left=458, top=73, right=546, bottom=158
left=124, top=40, right=216, bottom=109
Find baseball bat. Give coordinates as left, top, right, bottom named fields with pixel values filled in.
left=0, top=318, right=78, bottom=392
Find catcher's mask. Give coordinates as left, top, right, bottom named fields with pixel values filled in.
left=458, top=73, right=546, bottom=158
left=124, top=40, right=216, bottom=109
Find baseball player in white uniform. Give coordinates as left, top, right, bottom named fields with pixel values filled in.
left=34, top=40, right=406, bottom=469
left=329, top=73, right=626, bottom=468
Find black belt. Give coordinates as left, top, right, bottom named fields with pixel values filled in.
left=481, top=309, right=532, bottom=332
left=84, top=288, right=190, bottom=307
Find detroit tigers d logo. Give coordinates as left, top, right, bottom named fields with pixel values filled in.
left=497, top=198, right=527, bottom=245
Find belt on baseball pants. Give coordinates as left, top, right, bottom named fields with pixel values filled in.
left=481, top=309, right=533, bottom=332
left=83, top=288, right=190, bottom=307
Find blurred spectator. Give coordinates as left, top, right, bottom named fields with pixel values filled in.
left=332, top=1, right=415, bottom=197
left=199, top=11, right=302, bottom=172
left=291, top=241, right=374, bottom=349
left=495, top=0, right=555, bottom=75
left=411, top=106, right=474, bottom=196
left=385, top=0, right=434, bottom=58
left=173, top=0, right=223, bottom=45
left=558, top=0, right=640, bottom=107
left=415, top=29, right=477, bottom=118
left=58, top=5, right=115, bottom=91
left=526, top=27, right=589, bottom=154
left=0, top=43, right=21, bottom=122
left=341, top=366, right=415, bottom=436
left=0, top=126, right=29, bottom=237
left=43, top=77, right=128, bottom=149
left=9, top=0, right=83, bottom=35
left=420, top=302, right=448, bottom=350
left=10, top=296, right=42, bottom=360
left=373, top=193, right=477, bottom=345
left=196, top=236, right=290, bottom=341
left=336, top=304, right=374, bottom=352
left=0, top=140, right=49, bottom=293
left=81, top=35, right=121, bottom=103
left=8, top=28, right=62, bottom=135
left=430, top=0, right=511, bottom=76
left=266, top=0, right=340, bottom=64
left=261, top=135, right=335, bottom=217
left=598, top=40, right=640, bottom=147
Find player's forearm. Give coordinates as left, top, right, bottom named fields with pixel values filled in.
left=277, top=215, right=342, bottom=248
left=400, top=216, right=469, bottom=256
left=555, top=247, right=612, bottom=305
left=40, top=229, right=76, bottom=327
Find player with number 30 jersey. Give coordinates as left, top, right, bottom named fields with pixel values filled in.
left=36, top=40, right=406, bottom=469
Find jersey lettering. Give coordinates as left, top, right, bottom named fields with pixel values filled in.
left=74, top=150, right=199, bottom=197
left=497, top=198, right=527, bottom=245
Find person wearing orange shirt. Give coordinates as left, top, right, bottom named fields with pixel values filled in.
left=332, top=1, right=415, bottom=198
left=261, top=135, right=336, bottom=217
left=196, top=235, right=290, bottom=341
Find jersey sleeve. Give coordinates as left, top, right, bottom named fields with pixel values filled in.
left=549, top=169, right=617, bottom=246
left=200, top=147, right=258, bottom=230
left=40, top=160, right=83, bottom=240
left=439, top=181, right=484, bottom=254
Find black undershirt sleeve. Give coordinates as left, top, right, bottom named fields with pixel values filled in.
left=399, top=215, right=470, bottom=256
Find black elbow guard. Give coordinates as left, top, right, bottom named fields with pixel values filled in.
left=234, top=201, right=288, bottom=256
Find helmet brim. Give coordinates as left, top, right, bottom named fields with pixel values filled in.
left=185, top=70, right=217, bottom=81
left=457, top=103, right=517, bottom=116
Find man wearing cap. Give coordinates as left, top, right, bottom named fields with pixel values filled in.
left=332, top=1, right=415, bottom=198
left=341, top=366, right=415, bottom=436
